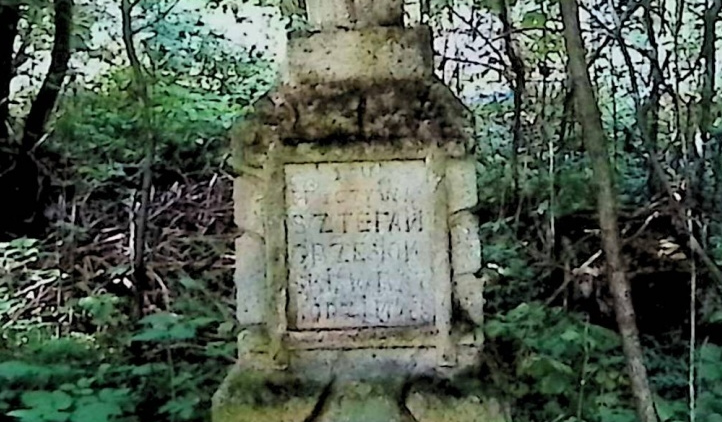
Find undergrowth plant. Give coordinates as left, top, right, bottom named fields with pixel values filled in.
left=1, top=239, right=237, bottom=422
left=485, top=302, right=722, bottom=422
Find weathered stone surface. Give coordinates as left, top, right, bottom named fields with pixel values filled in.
left=306, top=0, right=404, bottom=29
left=231, top=80, right=469, bottom=149
left=289, top=345, right=482, bottom=382
left=449, top=211, right=481, bottom=275
left=285, top=27, right=432, bottom=86
left=446, top=159, right=478, bottom=214
left=235, top=234, right=267, bottom=326
left=233, top=176, right=265, bottom=235
left=212, top=365, right=325, bottom=422
left=453, top=274, right=484, bottom=326
left=406, top=392, right=510, bottom=422
left=285, top=160, right=436, bottom=330
left=317, top=382, right=407, bottom=422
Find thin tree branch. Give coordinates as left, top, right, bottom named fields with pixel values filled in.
left=122, top=0, right=142, bottom=72
left=587, top=0, right=644, bottom=68
left=132, top=0, right=182, bottom=35
left=122, top=0, right=157, bottom=318
left=449, top=8, right=507, bottom=76
left=20, top=0, right=73, bottom=152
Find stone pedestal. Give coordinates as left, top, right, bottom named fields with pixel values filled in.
left=213, top=1, right=507, bottom=421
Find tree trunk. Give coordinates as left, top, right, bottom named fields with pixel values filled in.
left=0, top=4, right=20, bottom=142
left=559, top=1, right=659, bottom=422
left=498, top=0, right=525, bottom=204
left=121, top=0, right=156, bottom=319
left=700, top=0, right=722, bottom=216
left=21, top=0, right=73, bottom=152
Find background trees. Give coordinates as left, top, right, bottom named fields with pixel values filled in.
left=1, top=1, right=722, bottom=421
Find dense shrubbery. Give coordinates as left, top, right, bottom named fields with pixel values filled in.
left=0, top=239, right=237, bottom=422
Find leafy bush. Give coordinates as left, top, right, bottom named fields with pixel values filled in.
left=52, top=69, right=271, bottom=185
left=486, top=302, right=635, bottom=422
left=486, top=302, right=722, bottom=422
left=1, top=239, right=237, bottom=422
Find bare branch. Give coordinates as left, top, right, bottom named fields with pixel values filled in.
left=587, top=0, right=644, bottom=68
left=132, top=0, right=182, bottom=35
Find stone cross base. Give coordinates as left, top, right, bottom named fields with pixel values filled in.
left=212, top=365, right=510, bottom=422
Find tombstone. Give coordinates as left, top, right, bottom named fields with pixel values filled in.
left=212, top=1, right=507, bottom=421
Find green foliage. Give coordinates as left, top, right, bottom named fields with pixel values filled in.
left=711, top=233, right=722, bottom=267
left=486, top=302, right=722, bottom=422
left=6, top=388, right=131, bottom=422
left=1, top=239, right=64, bottom=347
left=53, top=64, right=271, bottom=184
left=1, top=238, right=238, bottom=422
left=486, top=302, right=634, bottom=422
left=479, top=220, right=539, bottom=310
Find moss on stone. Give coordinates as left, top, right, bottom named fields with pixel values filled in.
left=405, top=392, right=510, bottom=422
left=229, top=78, right=473, bottom=174
left=214, top=364, right=326, bottom=408
left=316, top=381, right=410, bottom=422
left=212, top=399, right=318, bottom=422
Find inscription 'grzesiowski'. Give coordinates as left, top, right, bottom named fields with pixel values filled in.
left=285, top=161, right=436, bottom=330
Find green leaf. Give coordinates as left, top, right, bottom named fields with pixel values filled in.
left=538, top=375, right=568, bottom=395
left=0, top=361, right=47, bottom=381
left=70, top=402, right=122, bottom=422
left=484, top=320, right=507, bottom=338
left=138, top=312, right=181, bottom=327
left=188, top=316, right=218, bottom=328
left=559, top=328, right=581, bottom=342
left=8, top=409, right=70, bottom=422
left=708, top=310, right=722, bottom=324
left=700, top=344, right=722, bottom=362
left=654, top=395, right=687, bottom=422
left=21, top=390, right=73, bottom=411
left=521, top=11, right=546, bottom=29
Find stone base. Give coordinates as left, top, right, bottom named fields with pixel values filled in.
left=212, top=365, right=510, bottom=422
left=406, top=391, right=510, bottom=422
left=211, top=365, right=326, bottom=422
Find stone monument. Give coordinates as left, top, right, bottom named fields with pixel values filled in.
left=212, top=1, right=508, bottom=421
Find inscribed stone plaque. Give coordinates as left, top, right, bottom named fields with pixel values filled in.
left=285, top=161, right=436, bottom=330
